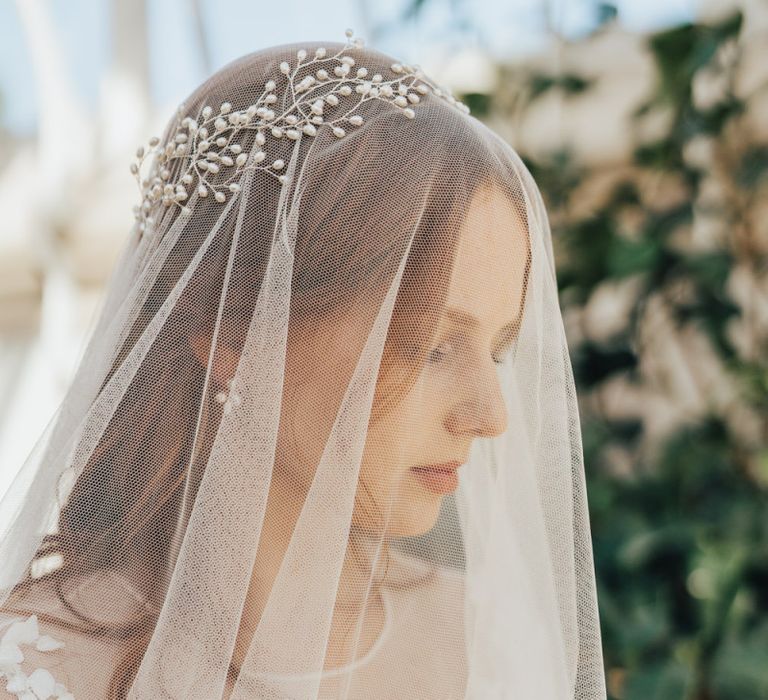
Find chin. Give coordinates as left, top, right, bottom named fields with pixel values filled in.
left=390, top=499, right=443, bottom=538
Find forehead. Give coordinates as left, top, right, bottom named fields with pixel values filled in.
left=444, top=184, right=530, bottom=331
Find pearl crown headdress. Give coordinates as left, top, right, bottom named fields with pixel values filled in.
left=130, top=28, right=470, bottom=238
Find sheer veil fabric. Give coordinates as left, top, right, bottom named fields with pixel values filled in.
left=0, top=29, right=607, bottom=700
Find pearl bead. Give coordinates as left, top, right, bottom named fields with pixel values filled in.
left=202, top=106, right=213, bottom=118
left=297, top=49, right=307, bottom=60
left=345, top=28, right=353, bottom=37
left=356, top=67, right=368, bottom=78
left=315, top=47, right=326, bottom=58
left=136, top=146, right=145, bottom=158
left=317, top=69, right=328, bottom=80
left=130, top=163, right=139, bottom=174
left=229, top=183, right=241, bottom=193
left=256, top=132, right=266, bottom=145
left=220, top=102, right=232, bottom=113
left=349, top=115, right=363, bottom=126
left=325, top=94, right=339, bottom=106
left=182, top=206, right=191, bottom=215
left=303, top=124, right=317, bottom=136
left=271, top=127, right=283, bottom=138
left=221, top=156, right=234, bottom=166
left=272, top=159, right=284, bottom=170
left=149, top=137, right=160, bottom=146
left=236, top=153, right=247, bottom=166
left=394, top=96, right=407, bottom=107
left=215, top=191, right=226, bottom=202
left=391, top=63, right=403, bottom=73
left=207, top=163, right=220, bottom=174
left=286, top=129, right=301, bottom=140
left=280, top=61, right=291, bottom=74
left=230, top=144, right=242, bottom=154
left=198, top=185, right=208, bottom=197
left=253, top=151, right=266, bottom=163
left=198, top=160, right=209, bottom=170
left=265, top=80, right=276, bottom=91
left=403, top=108, right=415, bottom=119
left=333, top=126, right=345, bottom=138
left=278, top=174, right=289, bottom=185
left=214, top=117, right=227, bottom=131
left=216, top=137, right=227, bottom=147
left=182, top=174, right=193, bottom=184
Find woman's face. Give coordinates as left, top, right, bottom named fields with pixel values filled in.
left=278, top=183, right=529, bottom=537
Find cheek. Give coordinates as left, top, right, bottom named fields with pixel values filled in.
left=359, top=377, right=434, bottom=488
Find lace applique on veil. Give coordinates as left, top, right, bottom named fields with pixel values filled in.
left=0, top=615, right=74, bottom=700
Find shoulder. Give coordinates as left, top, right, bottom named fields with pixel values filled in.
left=0, top=571, right=149, bottom=699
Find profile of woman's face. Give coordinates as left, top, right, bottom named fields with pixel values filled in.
left=275, top=183, right=530, bottom=538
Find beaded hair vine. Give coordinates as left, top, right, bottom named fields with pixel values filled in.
left=130, top=27, right=470, bottom=238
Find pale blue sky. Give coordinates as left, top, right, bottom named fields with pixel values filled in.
left=0, top=0, right=696, bottom=136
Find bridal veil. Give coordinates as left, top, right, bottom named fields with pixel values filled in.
left=0, top=29, right=607, bottom=700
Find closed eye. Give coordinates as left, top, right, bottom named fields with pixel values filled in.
left=427, top=338, right=513, bottom=366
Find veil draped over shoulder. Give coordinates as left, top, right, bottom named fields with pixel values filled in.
left=0, top=29, right=607, bottom=700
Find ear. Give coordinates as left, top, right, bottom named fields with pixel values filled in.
left=188, top=334, right=239, bottom=386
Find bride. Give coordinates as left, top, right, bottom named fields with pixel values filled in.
left=0, top=28, right=606, bottom=699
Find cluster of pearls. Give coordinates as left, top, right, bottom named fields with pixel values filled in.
left=131, top=27, right=469, bottom=237
left=215, top=376, right=242, bottom=415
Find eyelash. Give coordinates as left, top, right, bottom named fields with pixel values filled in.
left=427, top=340, right=507, bottom=366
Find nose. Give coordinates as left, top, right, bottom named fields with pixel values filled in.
left=445, top=373, right=508, bottom=438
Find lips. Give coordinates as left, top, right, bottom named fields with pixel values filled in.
left=410, top=460, right=464, bottom=495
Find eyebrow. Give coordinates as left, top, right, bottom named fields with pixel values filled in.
left=443, top=307, right=521, bottom=345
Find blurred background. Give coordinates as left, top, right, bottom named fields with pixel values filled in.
left=0, top=0, right=766, bottom=698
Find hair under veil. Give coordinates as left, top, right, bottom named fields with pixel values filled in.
left=0, top=29, right=607, bottom=700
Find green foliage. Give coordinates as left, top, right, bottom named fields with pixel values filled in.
left=511, top=8, right=767, bottom=700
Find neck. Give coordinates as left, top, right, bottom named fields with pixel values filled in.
left=231, top=477, right=389, bottom=673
